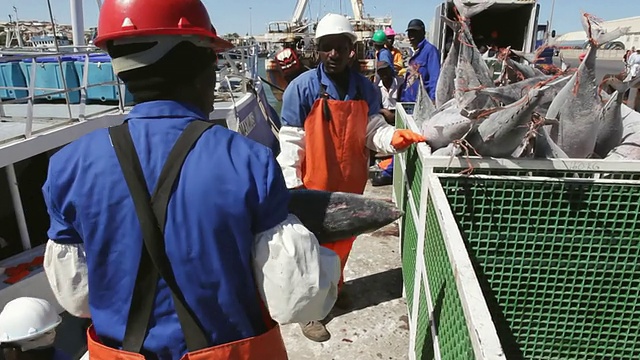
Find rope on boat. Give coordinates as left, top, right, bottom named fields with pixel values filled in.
left=259, top=76, right=286, bottom=93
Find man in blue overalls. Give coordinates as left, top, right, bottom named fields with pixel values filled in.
left=41, top=0, right=341, bottom=359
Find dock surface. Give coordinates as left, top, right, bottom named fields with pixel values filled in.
left=281, top=184, right=409, bottom=360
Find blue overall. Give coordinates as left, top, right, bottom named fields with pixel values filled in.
left=43, top=101, right=289, bottom=360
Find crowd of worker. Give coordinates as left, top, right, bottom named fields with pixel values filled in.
left=367, top=19, right=441, bottom=186
left=0, top=0, right=442, bottom=358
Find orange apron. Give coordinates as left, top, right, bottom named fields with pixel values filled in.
left=87, top=321, right=286, bottom=360
left=302, top=77, right=370, bottom=289
left=87, top=121, right=288, bottom=359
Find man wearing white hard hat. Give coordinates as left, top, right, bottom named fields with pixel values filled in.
left=277, top=13, right=426, bottom=342
left=0, top=297, right=70, bottom=360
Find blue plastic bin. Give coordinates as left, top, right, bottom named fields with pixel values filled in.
left=73, top=54, right=133, bottom=104
left=0, top=60, right=28, bottom=100
left=21, top=56, right=81, bottom=103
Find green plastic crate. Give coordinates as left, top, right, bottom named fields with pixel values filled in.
left=394, top=102, right=640, bottom=360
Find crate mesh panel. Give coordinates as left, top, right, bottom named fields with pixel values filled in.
left=393, top=154, right=404, bottom=209
left=406, top=145, right=423, bottom=206
left=415, top=278, right=435, bottom=359
left=424, top=197, right=476, bottom=359
left=440, top=176, right=640, bottom=359
left=402, top=205, right=418, bottom=314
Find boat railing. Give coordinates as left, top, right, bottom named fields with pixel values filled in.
left=1, top=44, right=266, bottom=254
left=0, top=44, right=263, bottom=142
left=0, top=47, right=128, bottom=138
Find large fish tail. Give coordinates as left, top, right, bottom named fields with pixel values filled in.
left=581, top=11, right=630, bottom=46
left=453, top=0, right=495, bottom=20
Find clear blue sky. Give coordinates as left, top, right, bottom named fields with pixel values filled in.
left=6, top=0, right=639, bottom=36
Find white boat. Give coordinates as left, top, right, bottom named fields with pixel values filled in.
left=27, top=34, right=73, bottom=49
left=0, top=6, right=280, bottom=356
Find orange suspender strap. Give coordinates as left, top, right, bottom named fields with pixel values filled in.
left=109, top=120, right=214, bottom=353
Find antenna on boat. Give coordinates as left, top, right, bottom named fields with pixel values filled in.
left=11, top=6, right=24, bottom=47
left=45, top=0, right=62, bottom=53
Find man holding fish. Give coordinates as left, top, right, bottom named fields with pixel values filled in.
left=41, top=0, right=346, bottom=359
left=277, top=13, right=425, bottom=342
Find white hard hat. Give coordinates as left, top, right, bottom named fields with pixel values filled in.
left=315, top=13, right=357, bottom=43
left=0, top=297, right=62, bottom=343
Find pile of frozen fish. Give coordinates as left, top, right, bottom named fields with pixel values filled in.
left=415, top=0, right=640, bottom=161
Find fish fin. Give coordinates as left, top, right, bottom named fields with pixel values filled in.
left=628, top=76, right=640, bottom=89
left=581, top=12, right=630, bottom=46
left=455, top=0, right=495, bottom=19
left=595, top=26, right=630, bottom=47
left=609, top=80, right=629, bottom=94
left=441, top=16, right=461, bottom=32
left=511, top=49, right=537, bottom=64
left=544, top=118, right=560, bottom=126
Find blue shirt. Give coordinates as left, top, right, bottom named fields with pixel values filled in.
left=376, top=48, right=395, bottom=76
left=280, top=63, right=382, bottom=128
left=43, top=101, right=289, bottom=360
left=400, top=38, right=441, bottom=101
left=53, top=349, right=72, bottom=360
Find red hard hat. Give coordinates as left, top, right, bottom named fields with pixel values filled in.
left=94, top=0, right=233, bottom=51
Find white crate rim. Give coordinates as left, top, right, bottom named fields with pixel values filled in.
left=396, top=103, right=640, bottom=174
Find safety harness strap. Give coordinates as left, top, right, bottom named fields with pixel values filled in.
left=108, top=120, right=214, bottom=354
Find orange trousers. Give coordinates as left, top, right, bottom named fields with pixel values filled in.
left=321, top=236, right=356, bottom=291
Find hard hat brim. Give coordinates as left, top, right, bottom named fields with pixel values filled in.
left=1, top=315, right=62, bottom=343
left=95, top=29, right=235, bottom=52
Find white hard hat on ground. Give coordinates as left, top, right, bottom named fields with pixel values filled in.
left=315, top=13, right=357, bottom=43
left=0, top=297, right=62, bottom=344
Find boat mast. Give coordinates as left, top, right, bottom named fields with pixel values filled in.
left=70, top=0, right=86, bottom=48
left=11, top=7, right=24, bottom=47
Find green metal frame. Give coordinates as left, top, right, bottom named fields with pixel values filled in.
left=395, top=102, right=640, bottom=360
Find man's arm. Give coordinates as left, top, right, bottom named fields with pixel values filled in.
left=363, top=79, right=426, bottom=154
left=362, top=81, right=396, bottom=153
left=380, top=108, right=395, bottom=124
left=421, top=47, right=441, bottom=100
left=276, top=80, right=310, bottom=189
left=41, top=169, right=91, bottom=319
left=253, top=152, right=340, bottom=324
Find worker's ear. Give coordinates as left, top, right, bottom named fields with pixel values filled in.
left=349, top=50, right=355, bottom=59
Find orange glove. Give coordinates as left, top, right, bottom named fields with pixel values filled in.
left=391, top=130, right=426, bottom=150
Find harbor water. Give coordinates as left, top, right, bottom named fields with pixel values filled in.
left=257, top=58, right=282, bottom=114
